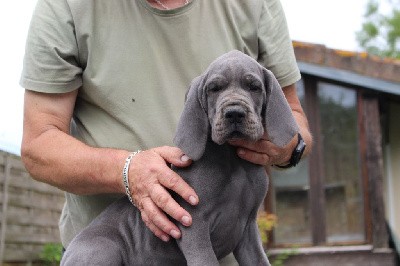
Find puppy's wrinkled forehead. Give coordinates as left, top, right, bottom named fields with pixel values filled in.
left=207, top=53, right=261, bottom=80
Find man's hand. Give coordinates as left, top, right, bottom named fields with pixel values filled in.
left=129, top=146, right=199, bottom=242
left=228, top=132, right=297, bottom=166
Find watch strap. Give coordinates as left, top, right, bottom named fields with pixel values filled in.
left=275, top=133, right=306, bottom=169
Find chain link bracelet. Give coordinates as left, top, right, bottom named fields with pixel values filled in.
left=122, top=150, right=141, bottom=206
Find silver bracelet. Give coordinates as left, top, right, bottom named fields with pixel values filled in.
left=123, top=150, right=141, bottom=206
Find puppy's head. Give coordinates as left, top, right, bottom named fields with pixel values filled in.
left=174, top=50, right=298, bottom=161
left=204, top=52, right=266, bottom=144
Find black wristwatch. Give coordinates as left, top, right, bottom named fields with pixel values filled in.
left=275, top=133, right=306, bottom=169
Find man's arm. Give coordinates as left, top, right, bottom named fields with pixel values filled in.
left=229, top=83, right=312, bottom=166
left=21, top=89, right=128, bottom=194
left=21, top=89, right=198, bottom=241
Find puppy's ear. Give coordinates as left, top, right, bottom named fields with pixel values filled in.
left=262, top=68, right=299, bottom=147
left=173, top=76, right=209, bottom=161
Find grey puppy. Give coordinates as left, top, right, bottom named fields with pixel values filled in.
left=61, top=50, right=298, bottom=266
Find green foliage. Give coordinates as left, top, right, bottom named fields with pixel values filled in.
left=257, top=212, right=298, bottom=266
left=365, top=1, right=379, bottom=16
left=271, top=249, right=298, bottom=266
left=39, top=243, right=63, bottom=266
left=257, top=212, right=277, bottom=245
left=356, top=0, right=400, bottom=59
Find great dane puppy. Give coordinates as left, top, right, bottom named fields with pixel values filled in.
left=61, top=50, right=298, bottom=266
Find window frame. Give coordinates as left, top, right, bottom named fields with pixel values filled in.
left=266, top=74, right=373, bottom=248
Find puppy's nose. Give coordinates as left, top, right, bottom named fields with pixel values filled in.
left=224, top=107, right=246, bottom=124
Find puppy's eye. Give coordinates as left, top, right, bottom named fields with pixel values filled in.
left=244, top=75, right=262, bottom=92
left=249, top=82, right=261, bottom=92
left=208, top=83, right=222, bottom=92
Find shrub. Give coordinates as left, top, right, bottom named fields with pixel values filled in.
left=39, top=243, right=63, bottom=266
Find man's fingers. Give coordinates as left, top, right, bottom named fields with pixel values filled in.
left=129, top=146, right=199, bottom=240
left=158, top=169, right=199, bottom=206
left=154, top=146, right=192, bottom=167
left=152, top=147, right=199, bottom=205
left=149, top=183, right=193, bottom=226
left=229, top=138, right=271, bottom=154
left=237, top=149, right=271, bottom=165
left=229, top=132, right=296, bottom=165
left=140, top=196, right=182, bottom=240
left=140, top=211, right=170, bottom=242
left=229, top=139, right=273, bottom=165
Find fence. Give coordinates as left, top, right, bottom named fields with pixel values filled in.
left=0, top=151, right=64, bottom=264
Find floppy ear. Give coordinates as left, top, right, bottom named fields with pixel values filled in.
left=262, top=68, right=299, bottom=147
left=173, top=75, right=209, bottom=161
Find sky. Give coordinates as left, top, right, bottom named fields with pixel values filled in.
left=0, top=0, right=374, bottom=155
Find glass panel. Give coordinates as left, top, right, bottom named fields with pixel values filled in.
left=271, top=79, right=312, bottom=245
left=272, top=160, right=311, bottom=245
left=318, top=82, right=365, bottom=243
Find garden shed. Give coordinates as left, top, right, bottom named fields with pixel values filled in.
left=267, top=41, right=400, bottom=266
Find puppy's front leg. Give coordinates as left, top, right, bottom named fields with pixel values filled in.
left=177, top=222, right=219, bottom=266
left=233, top=220, right=270, bottom=266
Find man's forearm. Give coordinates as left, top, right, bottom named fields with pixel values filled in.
left=21, top=128, right=129, bottom=195
left=283, top=84, right=313, bottom=157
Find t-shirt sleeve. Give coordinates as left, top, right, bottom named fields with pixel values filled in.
left=20, top=0, right=82, bottom=93
left=258, top=0, right=301, bottom=88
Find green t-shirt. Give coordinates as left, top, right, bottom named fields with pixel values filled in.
left=20, top=0, right=301, bottom=247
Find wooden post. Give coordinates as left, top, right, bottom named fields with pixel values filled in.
left=362, top=96, right=389, bottom=249
left=0, top=154, right=11, bottom=263
left=304, top=76, right=326, bottom=245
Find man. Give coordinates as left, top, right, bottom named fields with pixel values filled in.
left=20, top=0, right=312, bottom=261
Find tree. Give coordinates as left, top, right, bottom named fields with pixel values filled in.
left=356, top=0, right=400, bottom=59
